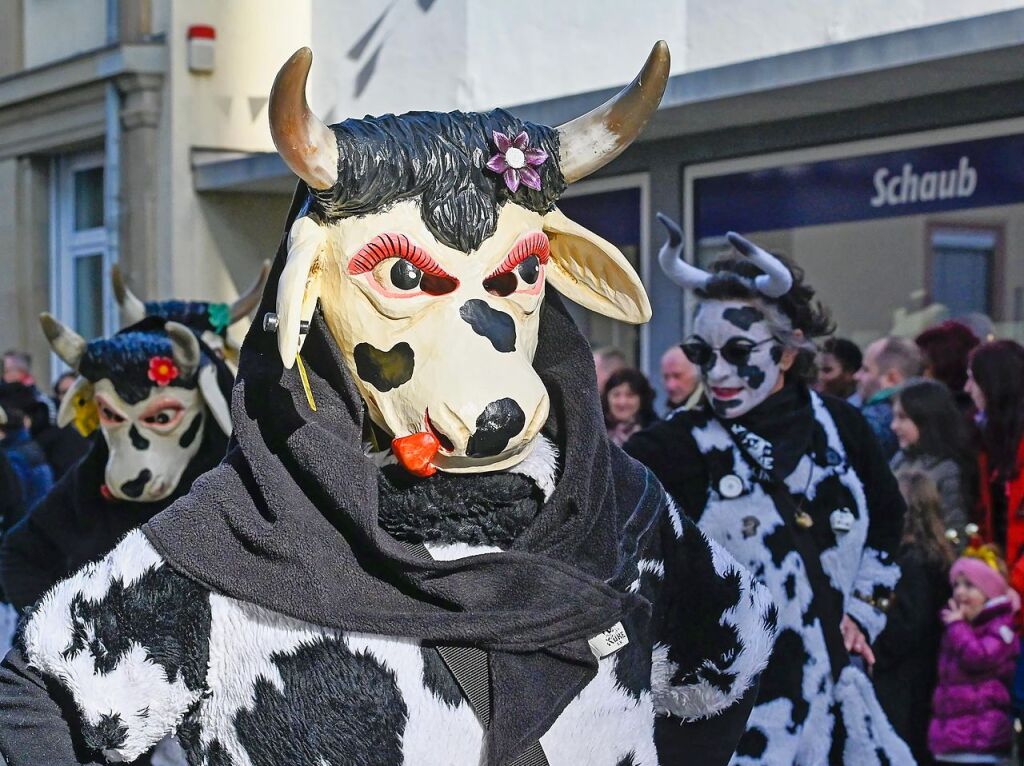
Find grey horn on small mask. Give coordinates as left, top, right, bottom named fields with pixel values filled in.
left=726, top=232, right=794, bottom=299
left=656, top=212, right=712, bottom=291
left=229, top=260, right=271, bottom=324
left=39, top=313, right=87, bottom=370
left=111, top=264, right=148, bottom=325
left=166, top=322, right=201, bottom=380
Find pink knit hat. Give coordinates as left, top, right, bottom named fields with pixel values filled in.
left=950, top=556, right=1009, bottom=601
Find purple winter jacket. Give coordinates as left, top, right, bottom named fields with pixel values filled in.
left=928, top=597, right=1019, bottom=757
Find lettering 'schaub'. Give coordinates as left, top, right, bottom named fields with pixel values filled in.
left=870, top=155, right=977, bottom=207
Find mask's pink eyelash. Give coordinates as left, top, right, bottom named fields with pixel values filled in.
left=487, top=232, right=550, bottom=279
left=348, top=233, right=450, bottom=277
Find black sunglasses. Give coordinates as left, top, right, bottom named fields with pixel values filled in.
left=681, top=337, right=778, bottom=368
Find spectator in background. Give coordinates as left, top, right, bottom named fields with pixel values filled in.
left=660, top=345, right=701, bottom=413
left=52, top=372, right=76, bottom=405
left=856, top=336, right=924, bottom=460
left=593, top=346, right=626, bottom=397
left=916, top=321, right=979, bottom=417
left=0, top=381, right=86, bottom=482
left=874, top=469, right=955, bottom=766
left=890, top=379, right=973, bottom=538
left=2, top=351, right=34, bottom=387
left=0, top=396, right=52, bottom=512
left=816, top=336, right=862, bottom=403
left=966, top=340, right=1024, bottom=569
left=0, top=450, right=24, bottom=534
left=603, top=367, right=658, bottom=446
left=928, top=544, right=1018, bottom=765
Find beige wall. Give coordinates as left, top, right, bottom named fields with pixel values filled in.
left=0, top=157, right=52, bottom=383
left=22, top=0, right=108, bottom=69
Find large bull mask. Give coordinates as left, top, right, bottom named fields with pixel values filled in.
left=40, top=315, right=232, bottom=502
left=268, top=44, right=669, bottom=475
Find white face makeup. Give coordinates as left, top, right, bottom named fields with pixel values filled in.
left=688, top=299, right=787, bottom=418
left=92, top=381, right=207, bottom=502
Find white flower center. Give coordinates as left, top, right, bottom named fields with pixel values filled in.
left=505, top=147, right=526, bottom=169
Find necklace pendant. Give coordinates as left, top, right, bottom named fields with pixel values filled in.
left=794, top=511, right=814, bottom=529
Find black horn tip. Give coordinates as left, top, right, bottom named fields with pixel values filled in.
left=656, top=212, right=683, bottom=246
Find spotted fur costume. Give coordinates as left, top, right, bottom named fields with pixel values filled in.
left=627, top=387, right=912, bottom=765
left=0, top=436, right=776, bottom=766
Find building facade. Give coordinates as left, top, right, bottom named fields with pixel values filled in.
left=3, top=0, right=1024, bottom=391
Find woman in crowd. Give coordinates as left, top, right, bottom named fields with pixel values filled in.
left=602, top=367, right=658, bottom=446
left=928, top=542, right=1018, bottom=765
left=628, top=219, right=912, bottom=764
left=890, top=378, right=974, bottom=538
left=916, top=321, right=979, bottom=417
left=966, top=340, right=1024, bottom=569
left=874, top=469, right=956, bottom=765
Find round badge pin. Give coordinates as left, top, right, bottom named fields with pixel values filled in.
left=719, top=474, right=744, bottom=499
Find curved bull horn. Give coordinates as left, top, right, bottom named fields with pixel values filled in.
left=166, top=322, right=201, bottom=380
left=229, top=260, right=271, bottom=324
left=39, top=313, right=87, bottom=370
left=656, top=213, right=711, bottom=291
left=269, top=47, right=339, bottom=191
left=557, top=41, right=670, bottom=184
left=725, top=232, right=793, bottom=299
left=111, top=264, right=147, bottom=325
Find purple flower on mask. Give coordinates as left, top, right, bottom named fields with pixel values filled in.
left=486, top=130, right=548, bottom=193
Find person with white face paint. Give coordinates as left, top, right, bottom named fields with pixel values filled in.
left=627, top=214, right=913, bottom=766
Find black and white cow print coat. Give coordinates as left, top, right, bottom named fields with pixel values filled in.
left=0, top=436, right=776, bottom=766
left=627, top=384, right=913, bottom=765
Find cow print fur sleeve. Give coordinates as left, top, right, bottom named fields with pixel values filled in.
left=822, top=397, right=905, bottom=643
left=649, top=494, right=778, bottom=721
left=19, top=528, right=211, bottom=763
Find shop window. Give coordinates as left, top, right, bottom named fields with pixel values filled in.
left=928, top=227, right=998, bottom=319
left=557, top=183, right=645, bottom=366
left=50, top=151, right=112, bottom=348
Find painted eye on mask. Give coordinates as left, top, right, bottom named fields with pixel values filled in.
left=483, top=232, right=549, bottom=297
left=140, top=402, right=185, bottom=431
left=350, top=233, right=459, bottom=298
left=97, top=400, right=126, bottom=426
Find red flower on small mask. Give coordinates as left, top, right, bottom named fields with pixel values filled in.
left=148, top=356, right=179, bottom=387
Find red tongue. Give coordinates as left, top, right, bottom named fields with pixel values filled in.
left=392, top=432, right=440, bottom=477
left=99, top=484, right=114, bottom=501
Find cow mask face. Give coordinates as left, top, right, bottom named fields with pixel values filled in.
left=268, top=44, right=669, bottom=474
left=40, top=316, right=233, bottom=502
left=280, top=200, right=648, bottom=473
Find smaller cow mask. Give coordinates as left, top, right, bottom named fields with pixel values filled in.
left=657, top=214, right=797, bottom=419
left=112, top=261, right=270, bottom=363
left=40, top=314, right=232, bottom=502
left=266, top=45, right=669, bottom=475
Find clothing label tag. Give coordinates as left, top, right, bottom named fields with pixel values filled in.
left=830, top=508, right=855, bottom=533
left=589, top=622, right=629, bottom=659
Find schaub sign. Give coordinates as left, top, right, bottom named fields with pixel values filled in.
left=694, top=132, right=1024, bottom=238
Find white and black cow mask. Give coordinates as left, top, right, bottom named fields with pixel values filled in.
left=40, top=315, right=232, bottom=502
left=266, top=45, right=669, bottom=476
left=112, top=261, right=270, bottom=363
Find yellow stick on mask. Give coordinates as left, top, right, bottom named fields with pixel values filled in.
left=295, top=353, right=317, bottom=412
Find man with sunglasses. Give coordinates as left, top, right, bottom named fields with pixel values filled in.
left=625, top=215, right=911, bottom=766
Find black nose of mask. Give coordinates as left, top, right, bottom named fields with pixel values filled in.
left=466, top=398, right=526, bottom=458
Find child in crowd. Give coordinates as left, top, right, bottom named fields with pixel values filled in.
left=874, top=469, right=955, bottom=765
left=929, top=542, right=1019, bottom=765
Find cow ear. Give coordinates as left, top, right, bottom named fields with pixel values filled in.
left=197, top=364, right=232, bottom=436
left=541, top=208, right=651, bottom=324
left=57, top=376, right=97, bottom=436
left=277, top=216, right=327, bottom=368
